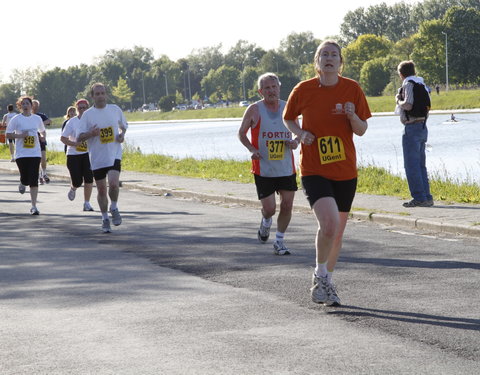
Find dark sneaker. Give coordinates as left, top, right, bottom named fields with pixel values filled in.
left=18, top=183, right=26, bottom=194
left=110, top=208, right=122, bottom=226
left=311, top=273, right=329, bottom=304
left=403, top=199, right=431, bottom=207
left=273, top=241, right=290, bottom=255
left=257, top=219, right=270, bottom=243
left=39, top=177, right=45, bottom=185
left=102, top=219, right=112, bottom=233
left=44, top=174, right=50, bottom=184
left=30, top=207, right=39, bottom=215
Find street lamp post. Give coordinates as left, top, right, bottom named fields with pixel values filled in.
left=187, top=68, right=191, bottom=102
left=141, top=71, right=146, bottom=105
left=442, top=31, right=449, bottom=92
left=164, top=73, right=168, bottom=96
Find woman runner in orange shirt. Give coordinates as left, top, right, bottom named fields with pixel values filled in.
left=283, top=40, right=371, bottom=306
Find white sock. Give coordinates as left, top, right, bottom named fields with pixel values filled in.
left=102, top=212, right=109, bottom=220
left=110, top=201, right=118, bottom=211
left=262, top=217, right=272, bottom=227
left=275, top=231, right=285, bottom=243
left=327, top=271, right=333, bottom=283
left=315, top=262, right=328, bottom=278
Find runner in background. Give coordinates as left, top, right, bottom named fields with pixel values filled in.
left=2, top=104, right=17, bottom=161
left=32, top=100, right=51, bottom=184
left=238, top=72, right=298, bottom=255
left=60, top=99, right=94, bottom=212
left=77, top=83, right=127, bottom=233
left=6, top=96, right=46, bottom=215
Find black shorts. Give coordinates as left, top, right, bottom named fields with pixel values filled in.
left=16, top=157, right=41, bottom=187
left=67, top=153, right=94, bottom=187
left=254, top=173, right=297, bottom=200
left=301, top=175, right=357, bottom=212
left=93, top=159, right=121, bottom=181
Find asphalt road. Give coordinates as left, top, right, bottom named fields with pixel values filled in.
left=1, top=172, right=479, bottom=374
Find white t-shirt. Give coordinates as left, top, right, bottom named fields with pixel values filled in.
left=62, top=116, right=89, bottom=156
left=77, top=104, right=128, bottom=170
left=6, top=113, right=45, bottom=159
left=4, top=112, right=16, bottom=125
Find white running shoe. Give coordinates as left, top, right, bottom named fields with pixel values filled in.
left=273, top=241, right=290, bottom=255
left=30, top=207, right=39, bottom=215
left=310, top=273, right=329, bottom=304
left=325, top=282, right=341, bottom=306
left=102, top=219, right=112, bottom=233
left=83, top=202, right=94, bottom=212
left=68, top=188, right=76, bottom=201
left=257, top=219, right=270, bottom=243
left=110, top=208, right=122, bottom=226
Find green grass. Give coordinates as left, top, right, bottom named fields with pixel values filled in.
left=2, top=144, right=479, bottom=204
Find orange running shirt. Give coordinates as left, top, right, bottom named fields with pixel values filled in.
left=283, top=76, right=371, bottom=180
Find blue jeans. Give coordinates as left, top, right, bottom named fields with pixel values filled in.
left=402, top=121, right=433, bottom=202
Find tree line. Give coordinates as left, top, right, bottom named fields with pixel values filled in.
left=0, top=0, right=479, bottom=117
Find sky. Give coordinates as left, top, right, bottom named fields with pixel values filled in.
left=1, top=0, right=418, bottom=81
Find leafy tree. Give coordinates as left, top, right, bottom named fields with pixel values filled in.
left=112, top=77, right=135, bottom=109
left=442, top=6, right=480, bottom=84
left=279, top=31, right=320, bottom=67
left=202, top=65, right=241, bottom=101
left=343, top=34, right=393, bottom=82
left=0, top=83, right=20, bottom=113
left=411, top=0, right=480, bottom=25
left=158, top=94, right=176, bottom=112
left=360, top=57, right=392, bottom=96
left=411, top=20, right=445, bottom=85
left=412, top=6, right=480, bottom=85
left=187, top=45, right=224, bottom=75
left=225, top=40, right=265, bottom=71
left=10, top=66, right=44, bottom=97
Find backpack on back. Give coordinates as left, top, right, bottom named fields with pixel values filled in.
left=406, top=80, right=431, bottom=119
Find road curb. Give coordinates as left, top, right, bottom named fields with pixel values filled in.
left=1, top=164, right=478, bottom=238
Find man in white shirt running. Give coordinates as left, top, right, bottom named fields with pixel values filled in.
left=77, top=83, right=128, bottom=233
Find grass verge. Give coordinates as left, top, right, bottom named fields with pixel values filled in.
left=2, top=144, right=479, bottom=204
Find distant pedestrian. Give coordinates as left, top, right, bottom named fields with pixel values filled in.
left=60, top=100, right=94, bottom=212
left=32, top=99, right=52, bottom=184
left=6, top=96, right=46, bottom=215
left=2, top=104, right=17, bottom=161
left=77, top=83, right=128, bottom=233
left=284, top=40, right=371, bottom=306
left=435, top=85, right=440, bottom=95
left=395, top=60, right=433, bottom=208
left=238, top=72, right=298, bottom=255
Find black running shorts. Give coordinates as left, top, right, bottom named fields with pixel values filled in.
left=254, top=173, right=298, bottom=200
left=301, top=175, right=357, bottom=212
left=93, top=159, right=122, bottom=181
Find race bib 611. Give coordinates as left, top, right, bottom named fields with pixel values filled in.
left=318, top=136, right=346, bottom=164
left=100, top=126, right=114, bottom=144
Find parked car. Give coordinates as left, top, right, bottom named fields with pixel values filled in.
left=239, top=101, right=249, bottom=107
